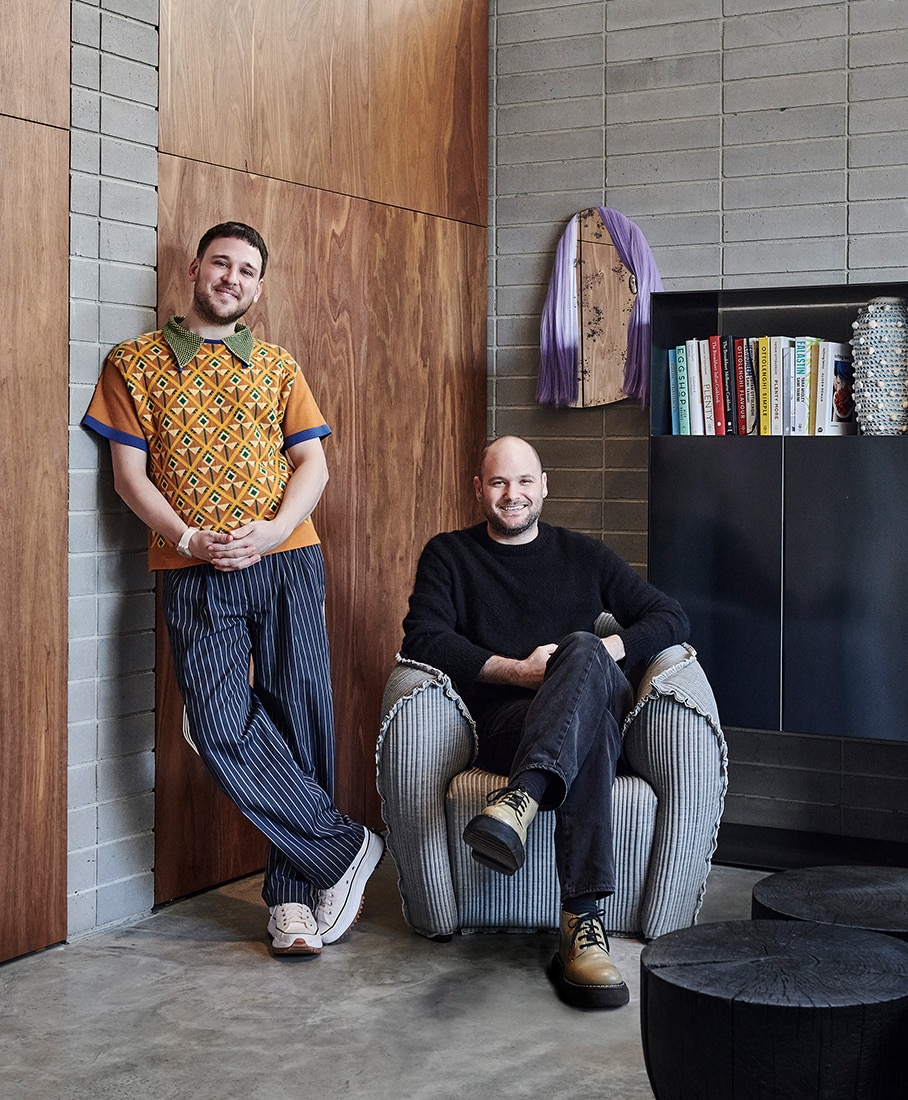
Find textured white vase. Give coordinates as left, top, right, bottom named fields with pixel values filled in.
left=851, top=296, right=908, bottom=435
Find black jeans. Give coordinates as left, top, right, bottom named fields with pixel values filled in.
left=473, top=631, right=632, bottom=899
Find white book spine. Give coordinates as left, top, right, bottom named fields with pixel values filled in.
left=698, top=338, right=715, bottom=435
left=685, top=338, right=705, bottom=435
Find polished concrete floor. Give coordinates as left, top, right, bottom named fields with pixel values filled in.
left=0, top=857, right=765, bottom=1100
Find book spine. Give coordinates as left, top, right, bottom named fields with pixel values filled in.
left=675, top=344, right=691, bottom=435
left=744, top=338, right=759, bottom=434
left=769, top=336, right=792, bottom=436
left=757, top=336, right=771, bottom=435
left=698, top=338, right=715, bottom=435
left=792, top=336, right=818, bottom=436
left=708, top=335, right=726, bottom=435
left=667, top=348, right=680, bottom=434
left=733, top=338, right=748, bottom=434
left=807, top=341, right=820, bottom=435
left=815, top=341, right=830, bottom=435
left=685, top=338, right=705, bottom=434
left=720, top=335, right=737, bottom=435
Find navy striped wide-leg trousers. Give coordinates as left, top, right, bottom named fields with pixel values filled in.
left=161, top=546, right=364, bottom=907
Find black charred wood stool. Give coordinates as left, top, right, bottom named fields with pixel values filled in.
left=751, top=864, right=908, bottom=942
left=640, top=919, right=908, bottom=1099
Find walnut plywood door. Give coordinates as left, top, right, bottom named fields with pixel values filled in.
left=0, top=115, right=69, bottom=961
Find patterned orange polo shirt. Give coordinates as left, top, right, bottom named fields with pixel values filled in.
left=83, top=317, right=331, bottom=570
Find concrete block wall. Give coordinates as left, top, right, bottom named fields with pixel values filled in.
left=68, top=0, right=159, bottom=936
left=489, top=0, right=908, bottom=856
left=489, top=0, right=908, bottom=548
left=489, top=0, right=648, bottom=564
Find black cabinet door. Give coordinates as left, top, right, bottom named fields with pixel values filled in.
left=784, top=437, right=908, bottom=740
left=649, top=436, right=783, bottom=730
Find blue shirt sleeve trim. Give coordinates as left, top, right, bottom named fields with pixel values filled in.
left=284, top=424, right=332, bottom=449
left=81, top=416, right=149, bottom=452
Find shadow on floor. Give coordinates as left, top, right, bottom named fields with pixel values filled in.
left=0, top=860, right=765, bottom=1100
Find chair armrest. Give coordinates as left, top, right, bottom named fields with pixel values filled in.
left=375, top=656, right=477, bottom=938
left=621, top=644, right=728, bottom=939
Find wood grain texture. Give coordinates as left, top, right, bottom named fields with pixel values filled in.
left=577, top=209, right=636, bottom=407
left=0, top=0, right=69, bottom=128
left=367, top=0, right=487, bottom=223
left=0, top=116, right=69, bottom=959
left=751, top=864, right=908, bottom=941
left=154, top=156, right=486, bottom=899
left=159, top=0, right=486, bottom=224
left=642, top=920, right=908, bottom=1100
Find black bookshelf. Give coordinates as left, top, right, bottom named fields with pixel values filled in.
left=648, top=281, right=908, bottom=743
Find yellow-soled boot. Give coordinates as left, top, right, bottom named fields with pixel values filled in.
left=549, top=910, right=630, bottom=1008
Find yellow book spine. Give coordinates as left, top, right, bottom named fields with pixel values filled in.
left=757, top=336, right=771, bottom=436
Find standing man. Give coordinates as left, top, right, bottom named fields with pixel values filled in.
left=401, top=435, right=689, bottom=1008
left=83, top=222, right=383, bottom=958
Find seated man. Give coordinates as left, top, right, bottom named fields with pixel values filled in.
left=400, top=435, right=689, bottom=1008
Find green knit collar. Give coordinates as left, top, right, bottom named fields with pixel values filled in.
left=163, top=315, right=255, bottom=368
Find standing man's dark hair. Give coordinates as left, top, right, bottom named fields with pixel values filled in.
left=196, top=221, right=269, bottom=278
left=82, top=223, right=383, bottom=958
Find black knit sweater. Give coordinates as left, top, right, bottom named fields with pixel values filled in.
left=401, top=522, right=689, bottom=711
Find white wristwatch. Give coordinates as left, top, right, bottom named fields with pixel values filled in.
left=176, top=527, right=199, bottom=558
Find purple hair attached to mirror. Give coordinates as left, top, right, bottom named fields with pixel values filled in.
left=537, top=206, right=663, bottom=408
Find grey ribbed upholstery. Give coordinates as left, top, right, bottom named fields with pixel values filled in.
left=446, top=769, right=657, bottom=935
left=376, top=659, right=478, bottom=938
left=376, top=636, right=727, bottom=941
left=622, top=643, right=728, bottom=939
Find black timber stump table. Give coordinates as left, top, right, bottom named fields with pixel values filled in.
left=751, top=864, right=908, bottom=941
left=640, top=919, right=908, bottom=1100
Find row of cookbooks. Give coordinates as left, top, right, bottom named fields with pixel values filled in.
left=667, top=334, right=856, bottom=435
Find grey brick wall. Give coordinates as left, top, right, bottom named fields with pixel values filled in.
left=490, top=0, right=648, bottom=564
left=489, top=0, right=908, bottom=852
left=489, top=0, right=908, bottom=558
left=68, top=0, right=159, bottom=937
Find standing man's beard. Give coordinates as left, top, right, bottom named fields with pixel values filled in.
left=191, top=285, right=249, bottom=327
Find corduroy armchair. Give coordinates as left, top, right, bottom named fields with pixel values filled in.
left=375, top=616, right=727, bottom=941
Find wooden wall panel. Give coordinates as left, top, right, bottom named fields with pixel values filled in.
left=368, top=0, right=487, bottom=225
left=154, top=586, right=268, bottom=904
left=328, top=200, right=486, bottom=815
left=0, top=116, right=69, bottom=959
left=159, top=0, right=487, bottom=225
left=0, top=0, right=69, bottom=128
left=155, top=155, right=486, bottom=895
left=159, top=0, right=369, bottom=201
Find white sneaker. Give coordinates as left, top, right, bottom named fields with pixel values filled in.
left=267, top=902, right=322, bottom=956
left=316, top=829, right=385, bottom=944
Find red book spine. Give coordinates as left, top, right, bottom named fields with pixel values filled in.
left=708, top=335, right=726, bottom=435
